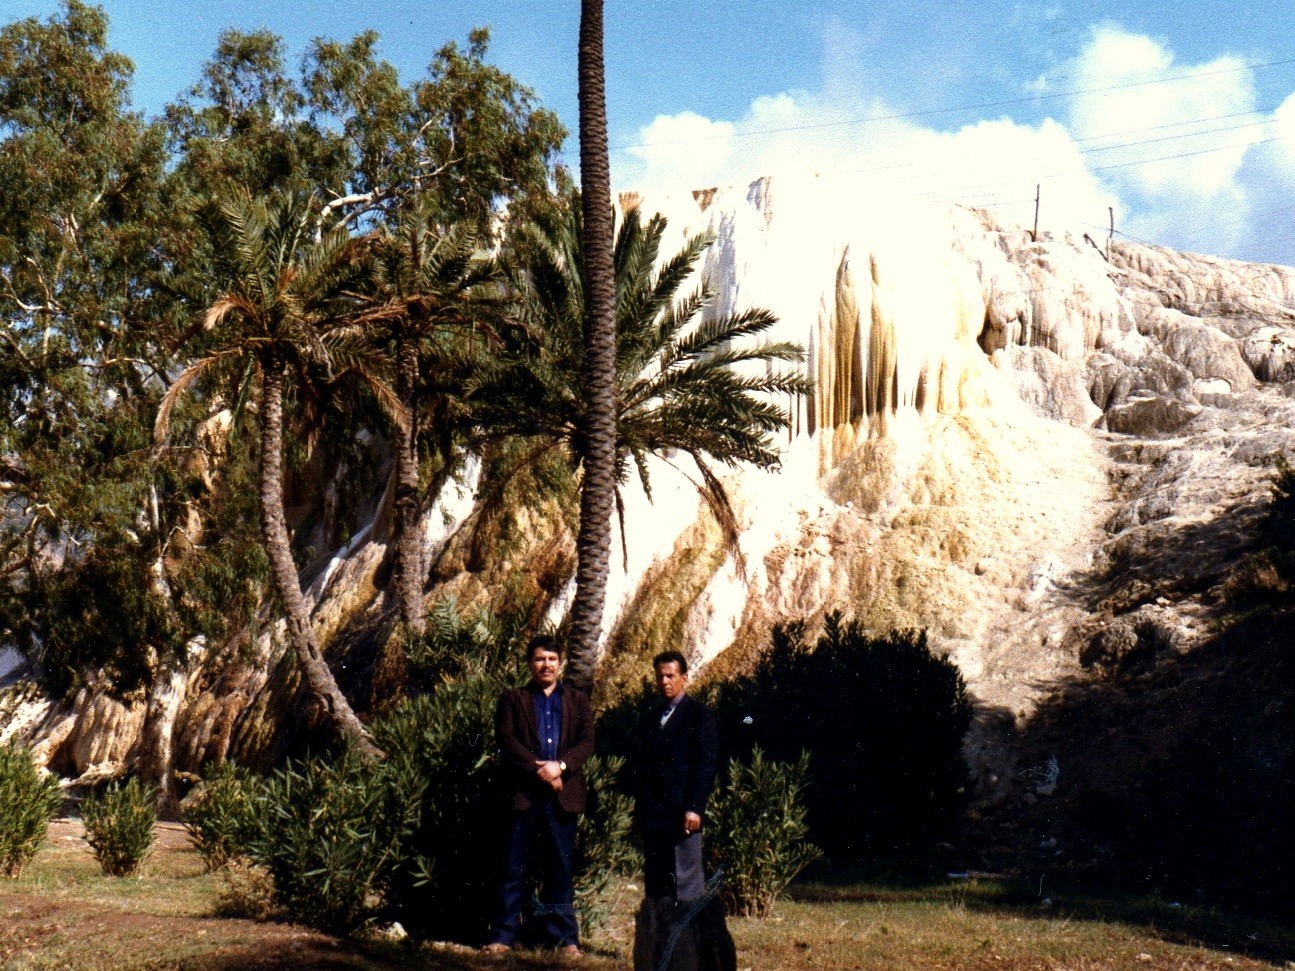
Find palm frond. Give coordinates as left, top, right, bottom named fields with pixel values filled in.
left=203, top=294, right=253, bottom=333
left=154, top=351, right=241, bottom=443
left=347, top=362, right=410, bottom=435
left=690, top=454, right=746, bottom=578
left=664, top=307, right=783, bottom=368
left=484, top=193, right=812, bottom=566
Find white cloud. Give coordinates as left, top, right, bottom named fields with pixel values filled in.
left=1066, top=26, right=1257, bottom=198
left=1272, top=92, right=1295, bottom=170
left=611, top=24, right=1295, bottom=266
left=624, top=111, right=735, bottom=192
left=614, top=88, right=1117, bottom=241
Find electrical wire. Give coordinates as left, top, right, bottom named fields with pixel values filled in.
left=605, top=55, right=1295, bottom=153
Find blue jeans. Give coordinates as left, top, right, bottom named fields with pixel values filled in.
left=489, top=797, right=579, bottom=947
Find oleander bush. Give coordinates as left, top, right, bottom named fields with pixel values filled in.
left=0, top=741, right=61, bottom=878
left=82, top=777, right=156, bottom=876
left=181, top=761, right=261, bottom=871
left=241, top=750, right=424, bottom=935
left=374, top=663, right=506, bottom=941
left=573, top=753, right=636, bottom=931
left=707, top=748, right=820, bottom=918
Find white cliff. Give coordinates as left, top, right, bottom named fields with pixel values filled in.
left=596, top=175, right=1295, bottom=799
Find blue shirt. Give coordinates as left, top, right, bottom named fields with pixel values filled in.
left=531, top=682, right=562, bottom=762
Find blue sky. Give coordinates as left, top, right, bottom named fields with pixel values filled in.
left=9, top=1, right=1295, bottom=266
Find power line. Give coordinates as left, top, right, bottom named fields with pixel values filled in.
left=842, top=130, right=1280, bottom=204
left=605, top=55, right=1295, bottom=154
left=841, top=118, right=1276, bottom=189
left=713, top=106, right=1279, bottom=190
left=1075, top=115, right=1271, bottom=155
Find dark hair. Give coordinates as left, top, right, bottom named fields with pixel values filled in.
left=653, top=650, right=688, bottom=675
left=526, top=635, right=562, bottom=661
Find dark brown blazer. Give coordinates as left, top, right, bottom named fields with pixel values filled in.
left=496, top=682, right=595, bottom=814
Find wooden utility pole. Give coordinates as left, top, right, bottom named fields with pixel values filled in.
left=1032, top=183, right=1040, bottom=242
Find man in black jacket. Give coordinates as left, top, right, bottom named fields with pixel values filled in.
left=637, top=650, right=719, bottom=902
left=483, top=636, right=594, bottom=957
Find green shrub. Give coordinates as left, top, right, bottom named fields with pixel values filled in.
left=1263, top=455, right=1295, bottom=582
left=81, top=778, right=156, bottom=876
left=0, top=741, right=61, bottom=877
left=721, top=613, right=972, bottom=853
left=373, top=666, right=508, bottom=941
left=574, top=754, right=636, bottom=931
left=1270, top=455, right=1295, bottom=543
left=181, top=761, right=260, bottom=871
left=706, top=748, right=820, bottom=918
left=242, top=750, right=424, bottom=936
left=405, top=598, right=524, bottom=689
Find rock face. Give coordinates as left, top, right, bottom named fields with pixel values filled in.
left=6, top=173, right=1295, bottom=806
left=594, top=176, right=1295, bottom=804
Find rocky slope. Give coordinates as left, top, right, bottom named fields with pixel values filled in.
left=5, top=174, right=1295, bottom=812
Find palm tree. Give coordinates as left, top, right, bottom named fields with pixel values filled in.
left=369, top=206, right=505, bottom=636
left=156, top=190, right=396, bottom=761
left=572, top=0, right=619, bottom=691
left=478, top=202, right=811, bottom=684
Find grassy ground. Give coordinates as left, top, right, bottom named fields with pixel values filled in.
left=0, top=822, right=1291, bottom=969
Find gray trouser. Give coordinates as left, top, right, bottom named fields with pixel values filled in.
left=643, top=829, right=705, bottom=902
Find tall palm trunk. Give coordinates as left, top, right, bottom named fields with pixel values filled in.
left=258, top=354, right=384, bottom=760
left=567, top=0, right=618, bottom=691
left=392, top=333, right=425, bottom=636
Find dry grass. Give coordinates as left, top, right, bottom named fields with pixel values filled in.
left=0, top=822, right=1290, bottom=969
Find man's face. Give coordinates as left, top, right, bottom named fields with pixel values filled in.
left=655, top=661, right=687, bottom=701
left=529, top=648, right=561, bottom=687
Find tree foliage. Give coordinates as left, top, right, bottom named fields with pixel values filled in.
left=478, top=201, right=810, bottom=560
left=0, top=4, right=810, bottom=781
left=0, top=1, right=193, bottom=692
left=0, top=3, right=565, bottom=722
left=721, top=614, right=973, bottom=853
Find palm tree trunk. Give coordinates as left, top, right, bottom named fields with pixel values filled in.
left=392, top=333, right=425, bottom=636
left=258, top=354, right=384, bottom=760
left=567, top=0, right=618, bottom=691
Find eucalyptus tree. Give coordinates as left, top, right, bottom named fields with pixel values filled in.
left=478, top=204, right=810, bottom=674
left=571, top=0, right=619, bottom=691
left=156, top=190, right=399, bottom=760
left=165, top=24, right=564, bottom=235
left=0, top=1, right=195, bottom=691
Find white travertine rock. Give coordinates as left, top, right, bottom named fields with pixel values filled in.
left=1112, top=241, right=1295, bottom=312
left=994, top=345, right=1102, bottom=427
left=596, top=176, right=1295, bottom=791
left=1242, top=326, right=1295, bottom=383
left=1144, top=311, right=1256, bottom=392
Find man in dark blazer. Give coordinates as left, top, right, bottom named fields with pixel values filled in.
left=637, top=649, right=719, bottom=903
left=483, top=636, right=594, bottom=957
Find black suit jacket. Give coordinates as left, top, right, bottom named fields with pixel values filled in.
left=637, top=693, right=720, bottom=833
left=496, top=683, right=595, bottom=814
